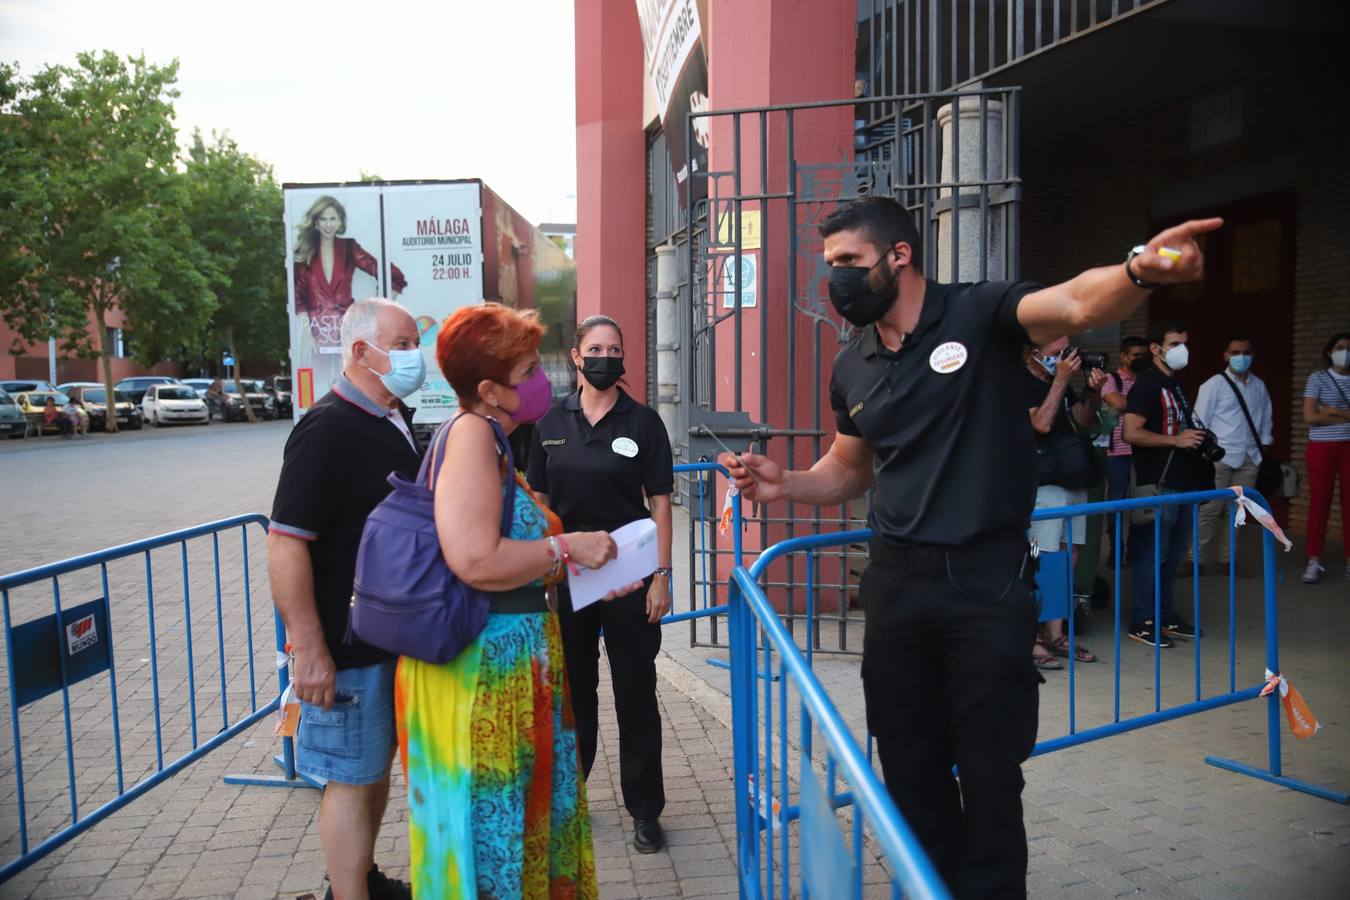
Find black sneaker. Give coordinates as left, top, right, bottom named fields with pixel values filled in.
left=368, top=865, right=412, bottom=900
left=634, top=817, right=667, bottom=854
left=1128, top=622, right=1174, bottom=648
left=1162, top=617, right=1201, bottom=640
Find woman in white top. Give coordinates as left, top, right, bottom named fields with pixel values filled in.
left=1300, top=331, right=1350, bottom=584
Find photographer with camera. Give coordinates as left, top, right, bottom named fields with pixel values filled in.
left=1025, top=338, right=1106, bottom=669
left=1122, top=321, right=1211, bottom=647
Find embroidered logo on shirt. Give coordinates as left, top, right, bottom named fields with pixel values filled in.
left=542, top=439, right=567, bottom=447
left=612, top=437, right=638, bottom=458
left=850, top=402, right=865, bottom=418
left=929, top=341, right=968, bottom=374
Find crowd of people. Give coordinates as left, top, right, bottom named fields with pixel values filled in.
left=264, top=195, right=1347, bottom=899
left=268, top=299, right=674, bottom=899
left=1022, top=324, right=1348, bottom=665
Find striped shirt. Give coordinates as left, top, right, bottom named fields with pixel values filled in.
left=1103, top=369, right=1135, bottom=457
left=1304, top=369, right=1350, bottom=442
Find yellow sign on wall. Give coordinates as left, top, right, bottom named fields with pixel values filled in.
left=715, top=208, right=761, bottom=250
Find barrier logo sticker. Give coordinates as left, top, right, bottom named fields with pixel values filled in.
left=66, top=614, right=97, bottom=655
left=929, top=341, right=968, bottom=374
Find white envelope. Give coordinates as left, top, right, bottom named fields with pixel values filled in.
left=567, top=518, right=659, bottom=610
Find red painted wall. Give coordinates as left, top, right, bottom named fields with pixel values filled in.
left=575, top=0, right=648, bottom=400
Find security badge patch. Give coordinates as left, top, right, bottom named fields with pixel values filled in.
left=929, top=341, right=968, bottom=374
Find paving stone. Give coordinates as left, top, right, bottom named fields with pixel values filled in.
left=4, top=425, right=1350, bottom=899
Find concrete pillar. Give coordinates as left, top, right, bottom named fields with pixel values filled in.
left=654, top=244, right=679, bottom=445
left=575, top=0, right=649, bottom=399
left=936, top=94, right=1007, bottom=283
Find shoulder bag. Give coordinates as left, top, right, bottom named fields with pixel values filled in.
left=1220, top=373, right=1294, bottom=499
left=348, top=413, right=515, bottom=663
left=1044, top=394, right=1104, bottom=490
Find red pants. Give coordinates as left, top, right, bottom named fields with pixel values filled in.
left=1305, top=439, right=1350, bottom=558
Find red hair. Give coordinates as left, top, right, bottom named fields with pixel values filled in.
left=437, top=303, right=544, bottom=405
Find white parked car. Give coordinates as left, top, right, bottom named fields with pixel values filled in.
left=142, top=384, right=210, bottom=426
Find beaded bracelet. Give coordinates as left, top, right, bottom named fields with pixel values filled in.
left=545, top=536, right=564, bottom=580
left=555, top=535, right=580, bottom=576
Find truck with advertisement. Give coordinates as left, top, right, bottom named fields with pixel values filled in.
left=282, top=179, right=576, bottom=438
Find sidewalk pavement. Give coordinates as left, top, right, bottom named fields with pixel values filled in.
left=2, top=426, right=1347, bottom=898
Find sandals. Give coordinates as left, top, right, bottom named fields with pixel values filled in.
left=1033, top=640, right=1063, bottom=670
left=1048, top=634, right=1097, bottom=663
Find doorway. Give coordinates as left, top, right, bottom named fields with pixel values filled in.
left=1148, top=190, right=1297, bottom=517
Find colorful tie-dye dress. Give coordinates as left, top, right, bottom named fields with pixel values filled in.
left=395, top=473, right=597, bottom=898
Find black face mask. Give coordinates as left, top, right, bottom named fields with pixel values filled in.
left=1128, top=356, right=1152, bottom=375
left=828, top=252, right=900, bottom=327
left=580, top=356, right=625, bottom=391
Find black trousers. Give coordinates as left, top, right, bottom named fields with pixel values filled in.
left=557, top=578, right=665, bottom=820
left=860, top=535, right=1042, bottom=900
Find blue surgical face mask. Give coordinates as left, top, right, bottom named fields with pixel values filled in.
left=1037, top=353, right=1058, bottom=376
left=365, top=342, right=426, bottom=399
left=1228, top=353, right=1252, bottom=374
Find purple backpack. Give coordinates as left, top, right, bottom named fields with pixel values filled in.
left=348, top=414, right=515, bottom=663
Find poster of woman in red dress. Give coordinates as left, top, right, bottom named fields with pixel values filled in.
left=292, top=194, right=408, bottom=353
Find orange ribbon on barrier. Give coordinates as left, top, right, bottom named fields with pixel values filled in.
left=1260, top=669, right=1320, bottom=739
left=719, top=486, right=739, bottom=537
left=1229, top=486, right=1293, bottom=551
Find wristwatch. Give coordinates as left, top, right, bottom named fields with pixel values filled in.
left=655, top=567, right=673, bottom=578
left=1125, top=245, right=1157, bottom=289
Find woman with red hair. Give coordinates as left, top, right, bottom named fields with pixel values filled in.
left=395, top=303, right=634, bottom=898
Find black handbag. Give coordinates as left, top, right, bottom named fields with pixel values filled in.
left=1048, top=395, right=1103, bottom=490
left=1218, top=373, right=1289, bottom=499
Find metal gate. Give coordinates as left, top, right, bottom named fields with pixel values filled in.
left=662, top=86, right=1022, bottom=654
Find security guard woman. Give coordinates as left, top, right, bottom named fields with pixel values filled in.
left=526, top=314, right=674, bottom=854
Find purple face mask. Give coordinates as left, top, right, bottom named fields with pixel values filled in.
left=505, top=367, right=553, bottom=424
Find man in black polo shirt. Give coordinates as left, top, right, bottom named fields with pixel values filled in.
left=722, top=197, right=1220, bottom=897
left=269, top=298, right=423, bottom=900
left=1123, top=320, right=1207, bottom=648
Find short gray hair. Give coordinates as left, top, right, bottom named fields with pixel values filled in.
left=341, top=298, right=401, bottom=364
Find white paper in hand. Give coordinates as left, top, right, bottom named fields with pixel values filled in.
left=567, top=518, right=659, bottom=610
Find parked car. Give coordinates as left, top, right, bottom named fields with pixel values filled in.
left=181, top=378, right=213, bottom=399
left=114, top=376, right=184, bottom=409
left=216, top=379, right=275, bottom=422
left=263, top=376, right=293, bottom=418
left=14, top=390, right=71, bottom=435
left=0, top=389, right=28, bottom=438
left=56, top=381, right=103, bottom=394
left=1, top=379, right=60, bottom=396
left=142, top=384, right=210, bottom=426
left=64, top=386, right=144, bottom=431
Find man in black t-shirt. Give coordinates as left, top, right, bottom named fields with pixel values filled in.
left=722, top=196, right=1222, bottom=897
left=269, top=298, right=422, bottom=900
left=1123, top=320, right=1207, bottom=648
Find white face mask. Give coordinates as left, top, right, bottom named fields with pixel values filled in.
left=1333, top=348, right=1350, bottom=369
left=1163, top=343, right=1189, bottom=372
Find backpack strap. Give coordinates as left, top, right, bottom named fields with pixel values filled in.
left=421, top=413, right=517, bottom=536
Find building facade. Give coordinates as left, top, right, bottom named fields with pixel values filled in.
left=577, top=0, right=1347, bottom=552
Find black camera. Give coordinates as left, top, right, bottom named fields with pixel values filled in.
left=1196, top=429, right=1226, bottom=463
left=1064, top=346, right=1109, bottom=371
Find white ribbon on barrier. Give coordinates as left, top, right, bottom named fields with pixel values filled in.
left=1229, top=486, right=1292, bottom=552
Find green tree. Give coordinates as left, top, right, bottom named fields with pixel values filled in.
left=183, top=130, right=287, bottom=423
left=0, top=52, right=214, bottom=432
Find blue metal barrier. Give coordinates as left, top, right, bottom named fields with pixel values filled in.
left=724, top=486, right=1345, bottom=898
left=0, top=515, right=298, bottom=882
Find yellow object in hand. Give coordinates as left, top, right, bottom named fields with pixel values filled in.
left=1157, top=247, right=1182, bottom=261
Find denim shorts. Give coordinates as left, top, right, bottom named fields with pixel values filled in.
left=1029, top=484, right=1088, bottom=549
left=296, top=659, right=396, bottom=785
